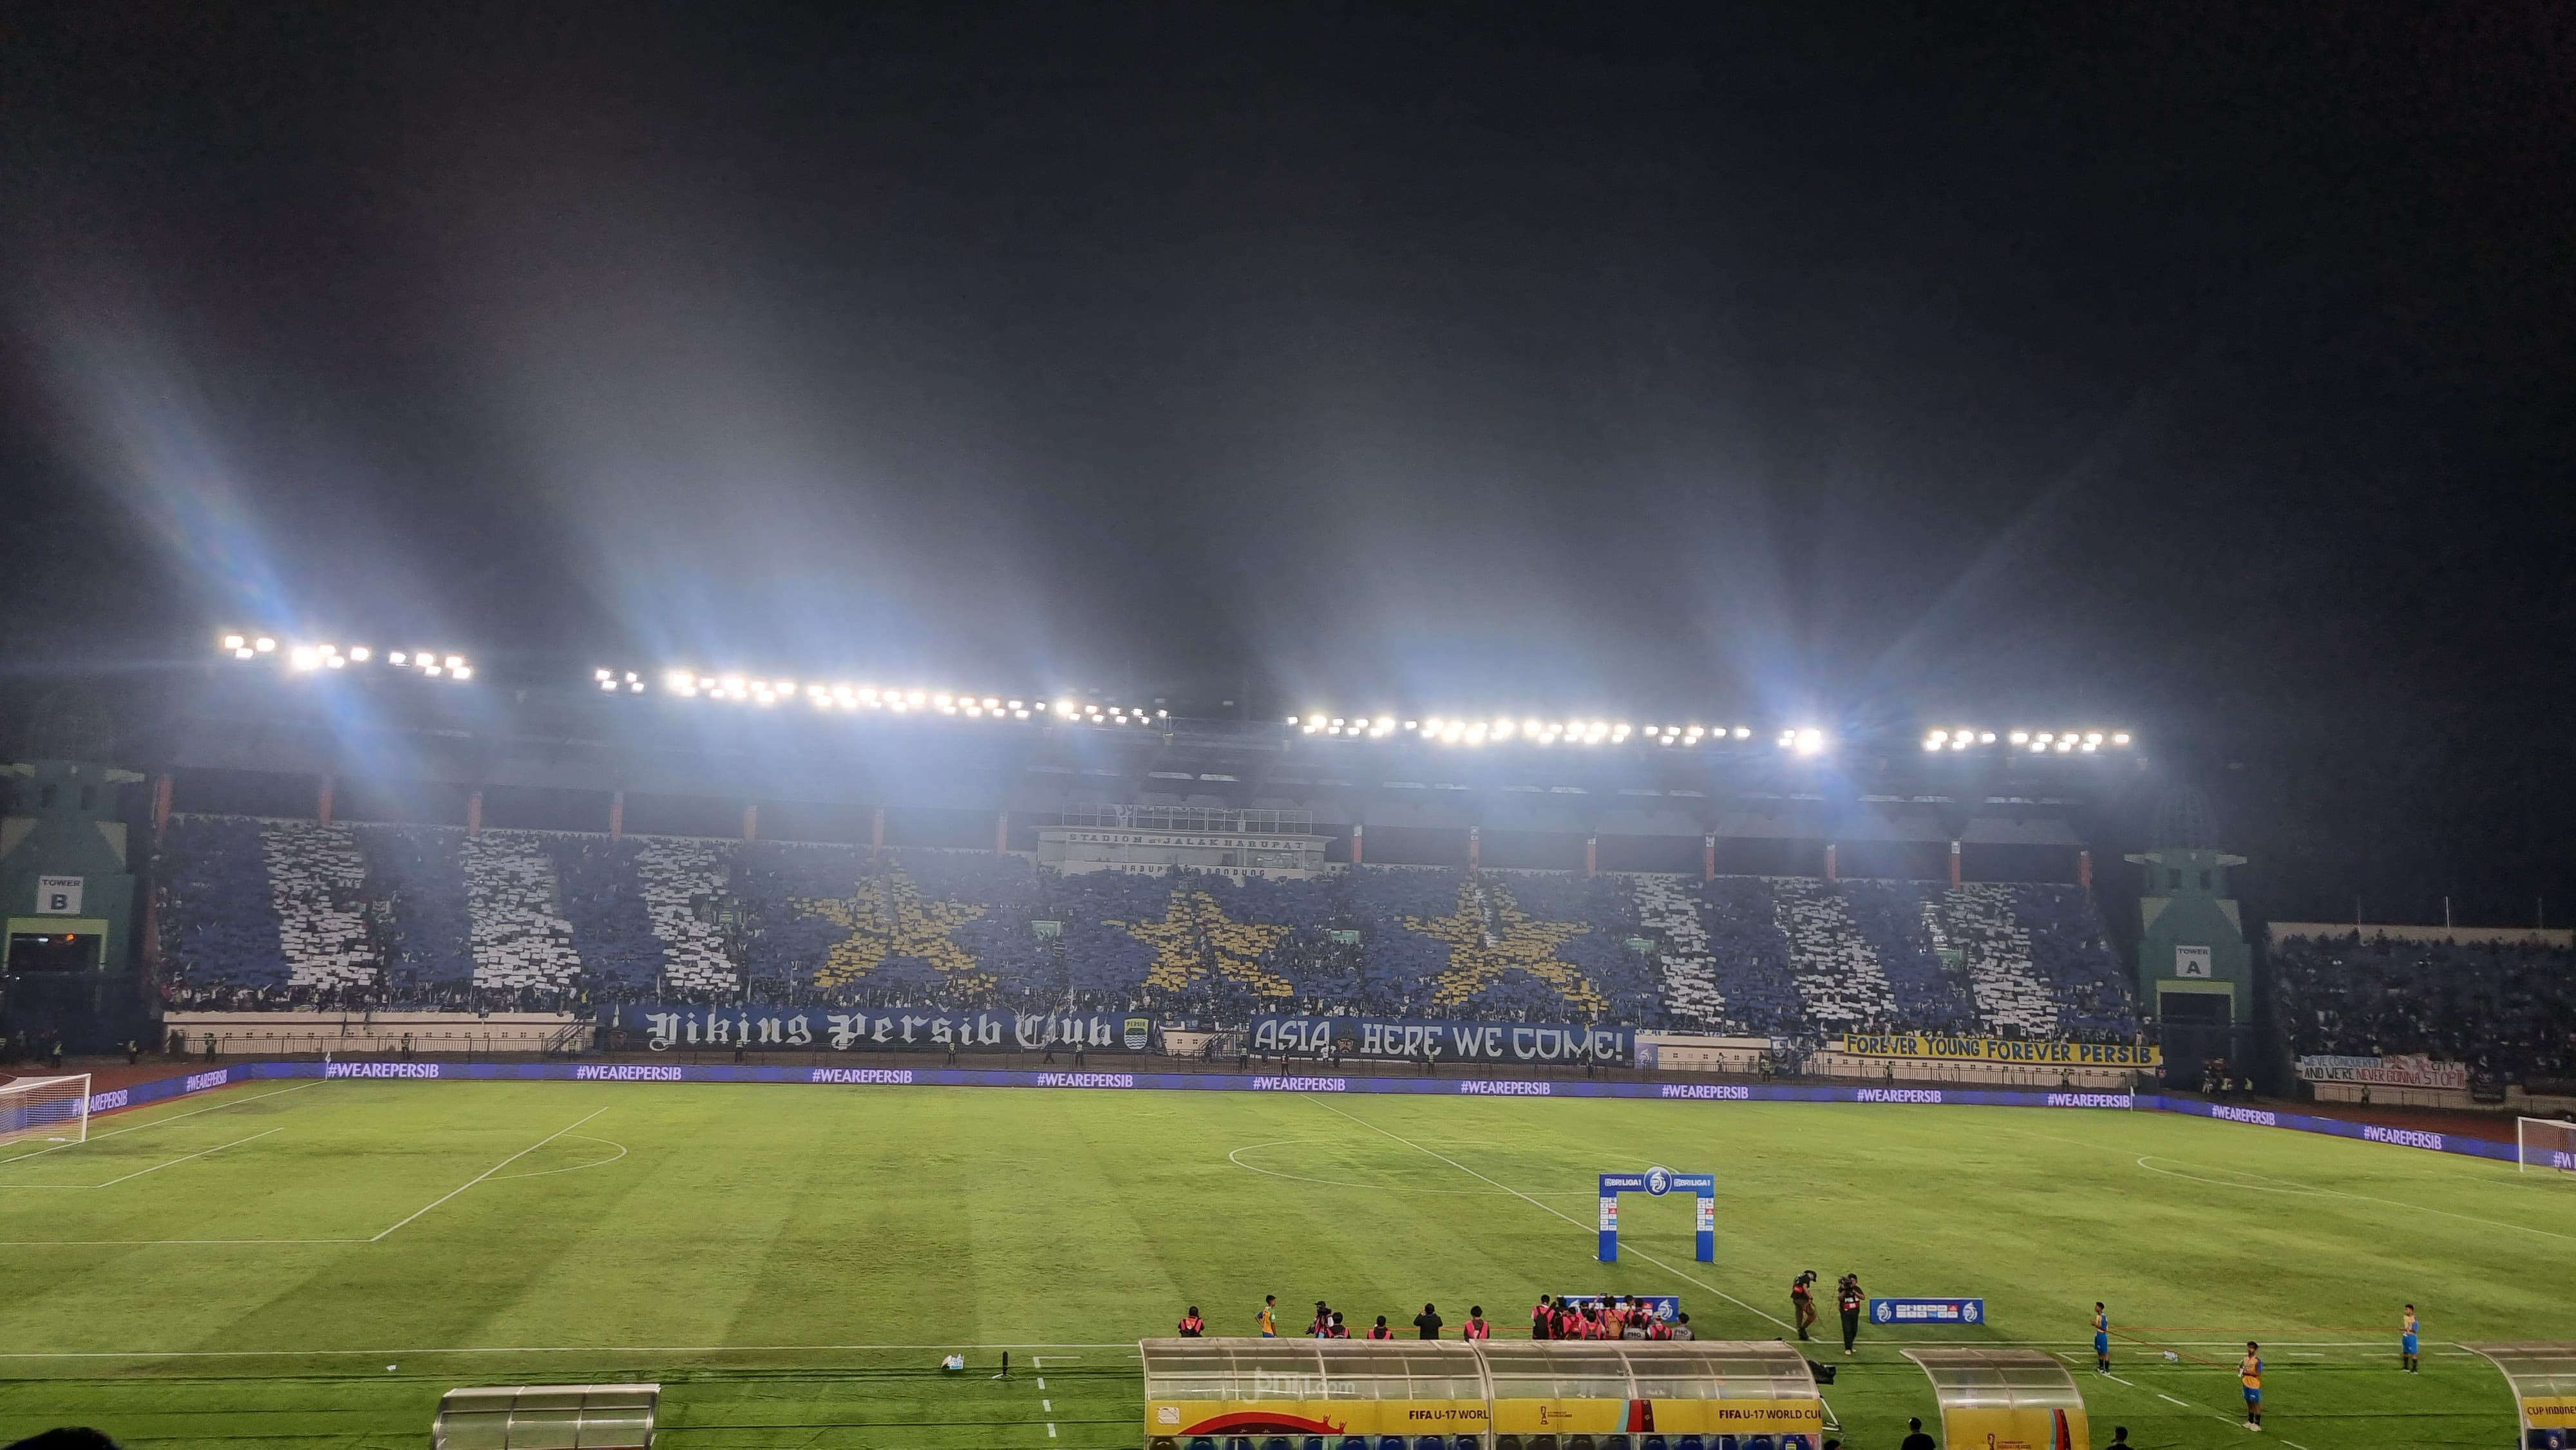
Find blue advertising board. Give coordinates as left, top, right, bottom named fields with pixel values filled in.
left=1870, top=1297, right=1985, bottom=1326
left=1250, top=1014, right=1632, bottom=1065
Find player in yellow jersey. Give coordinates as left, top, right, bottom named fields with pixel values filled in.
left=1256, top=1294, right=1278, bottom=1337
left=2239, top=1340, right=2264, bottom=1431
left=2401, top=1304, right=2420, bottom=1373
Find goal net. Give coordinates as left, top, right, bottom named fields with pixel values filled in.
left=2519, top=1116, right=2576, bottom=1175
left=0, top=1075, right=91, bottom=1150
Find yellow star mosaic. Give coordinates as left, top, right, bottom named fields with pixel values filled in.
left=1115, top=889, right=1294, bottom=998
left=797, top=871, right=991, bottom=992
left=1407, top=879, right=1605, bottom=1013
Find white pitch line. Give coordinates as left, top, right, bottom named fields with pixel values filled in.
left=368, top=1108, right=605, bottom=1241
left=1303, top=1096, right=1797, bottom=1334
left=0, top=1082, right=323, bottom=1165
left=2155, top=1392, right=2191, bottom=1406
left=0, top=1342, right=1138, bottom=1360
left=90, top=1127, right=286, bottom=1188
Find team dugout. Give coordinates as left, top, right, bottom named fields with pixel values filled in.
left=1139, top=1337, right=1825, bottom=1450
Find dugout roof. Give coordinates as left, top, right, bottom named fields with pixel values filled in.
left=1474, top=1341, right=1819, bottom=1402
left=1899, top=1348, right=2085, bottom=1411
left=431, top=1383, right=659, bottom=1449
left=2464, top=1342, right=2576, bottom=1433
left=1139, top=1338, right=1487, bottom=1403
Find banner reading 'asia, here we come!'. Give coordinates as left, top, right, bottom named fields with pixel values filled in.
left=1839, top=1033, right=2161, bottom=1068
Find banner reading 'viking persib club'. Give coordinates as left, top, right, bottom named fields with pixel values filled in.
left=1251, top=1015, right=1632, bottom=1066
left=607, top=1006, right=1151, bottom=1054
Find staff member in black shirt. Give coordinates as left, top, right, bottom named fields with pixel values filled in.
left=1413, top=1303, right=1444, bottom=1339
left=1836, top=1274, right=1864, bottom=1354
left=1899, top=1415, right=1936, bottom=1450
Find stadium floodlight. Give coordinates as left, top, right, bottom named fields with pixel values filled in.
left=629, top=681, right=643, bottom=692
left=1732, top=726, right=1750, bottom=739
left=596, top=668, right=613, bottom=681
left=444, top=655, right=464, bottom=670
left=325, top=655, right=346, bottom=669
left=2055, top=739, right=2073, bottom=752
left=1979, top=731, right=1996, bottom=743
left=222, top=634, right=246, bottom=650
left=934, top=693, right=953, bottom=708
left=0, top=1074, right=89, bottom=1149
left=348, top=646, right=370, bottom=662
left=905, top=690, right=927, bottom=705
left=2034, top=731, right=2053, bottom=743
left=2113, top=731, right=2131, bottom=744
left=2009, top=730, right=2029, bottom=744
left=1926, top=730, right=1947, bottom=746
left=1793, top=728, right=1826, bottom=756
left=389, top=651, right=408, bottom=665
left=1014, top=708, right=1028, bottom=719
left=1923, top=738, right=1942, bottom=751
left=289, top=646, right=319, bottom=671
left=424, top=664, right=442, bottom=677
left=2085, top=731, right=2104, bottom=744
left=232, top=646, right=254, bottom=659
left=254, top=636, right=276, bottom=652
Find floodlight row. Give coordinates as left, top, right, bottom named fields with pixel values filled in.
left=1287, top=714, right=1830, bottom=754
left=218, top=634, right=473, bottom=680
left=639, top=670, right=1164, bottom=726
left=1922, top=728, right=2133, bottom=754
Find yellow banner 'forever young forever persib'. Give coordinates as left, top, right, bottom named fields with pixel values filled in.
left=1838, top=1033, right=2161, bottom=1067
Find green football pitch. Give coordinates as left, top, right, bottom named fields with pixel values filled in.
left=2, top=1078, right=2568, bottom=1448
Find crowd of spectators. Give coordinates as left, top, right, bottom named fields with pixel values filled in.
left=150, top=814, right=2140, bottom=1042
left=2273, top=930, right=2576, bottom=1079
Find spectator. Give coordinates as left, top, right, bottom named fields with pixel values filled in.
left=1901, top=1415, right=1937, bottom=1450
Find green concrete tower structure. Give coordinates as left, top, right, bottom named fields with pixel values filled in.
left=2125, top=785, right=2252, bottom=1085
left=0, top=689, right=149, bottom=1051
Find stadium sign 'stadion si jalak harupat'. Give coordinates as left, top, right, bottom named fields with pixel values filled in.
left=1598, top=1165, right=1716, bottom=1263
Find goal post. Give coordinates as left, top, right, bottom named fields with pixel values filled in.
left=2518, top=1116, right=2576, bottom=1174
left=0, top=1075, right=91, bottom=1149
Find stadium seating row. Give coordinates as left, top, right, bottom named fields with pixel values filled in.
left=152, top=816, right=2139, bottom=1040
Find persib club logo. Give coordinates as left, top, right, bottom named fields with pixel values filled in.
left=1123, top=1016, right=1151, bottom=1050
left=1643, top=1166, right=1672, bottom=1196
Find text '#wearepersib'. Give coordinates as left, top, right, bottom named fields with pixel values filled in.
left=1838, top=1033, right=2160, bottom=1067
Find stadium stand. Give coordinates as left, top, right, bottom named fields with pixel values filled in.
left=2273, top=930, right=2576, bottom=1078
left=151, top=816, right=2142, bottom=1040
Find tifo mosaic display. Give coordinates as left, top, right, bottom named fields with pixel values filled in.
left=155, top=816, right=2136, bottom=1038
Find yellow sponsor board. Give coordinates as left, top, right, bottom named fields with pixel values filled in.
left=1841, top=1032, right=2161, bottom=1068
left=2527, top=1394, right=2576, bottom=1429
left=1488, top=1397, right=1824, bottom=1438
left=1149, top=1397, right=1488, bottom=1439
left=1945, top=1405, right=2085, bottom=1449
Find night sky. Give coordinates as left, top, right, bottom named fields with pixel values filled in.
left=3, top=5, right=2571, bottom=921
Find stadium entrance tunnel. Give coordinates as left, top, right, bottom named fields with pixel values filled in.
left=1897, top=1348, right=2086, bottom=1449
left=2461, top=1343, right=2576, bottom=1447
left=1139, top=1337, right=1825, bottom=1450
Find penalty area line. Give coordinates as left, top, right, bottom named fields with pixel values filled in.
left=90, top=1127, right=286, bottom=1189
left=1300, top=1095, right=1797, bottom=1335
left=368, top=1108, right=605, bottom=1241
left=0, top=1082, right=325, bottom=1165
